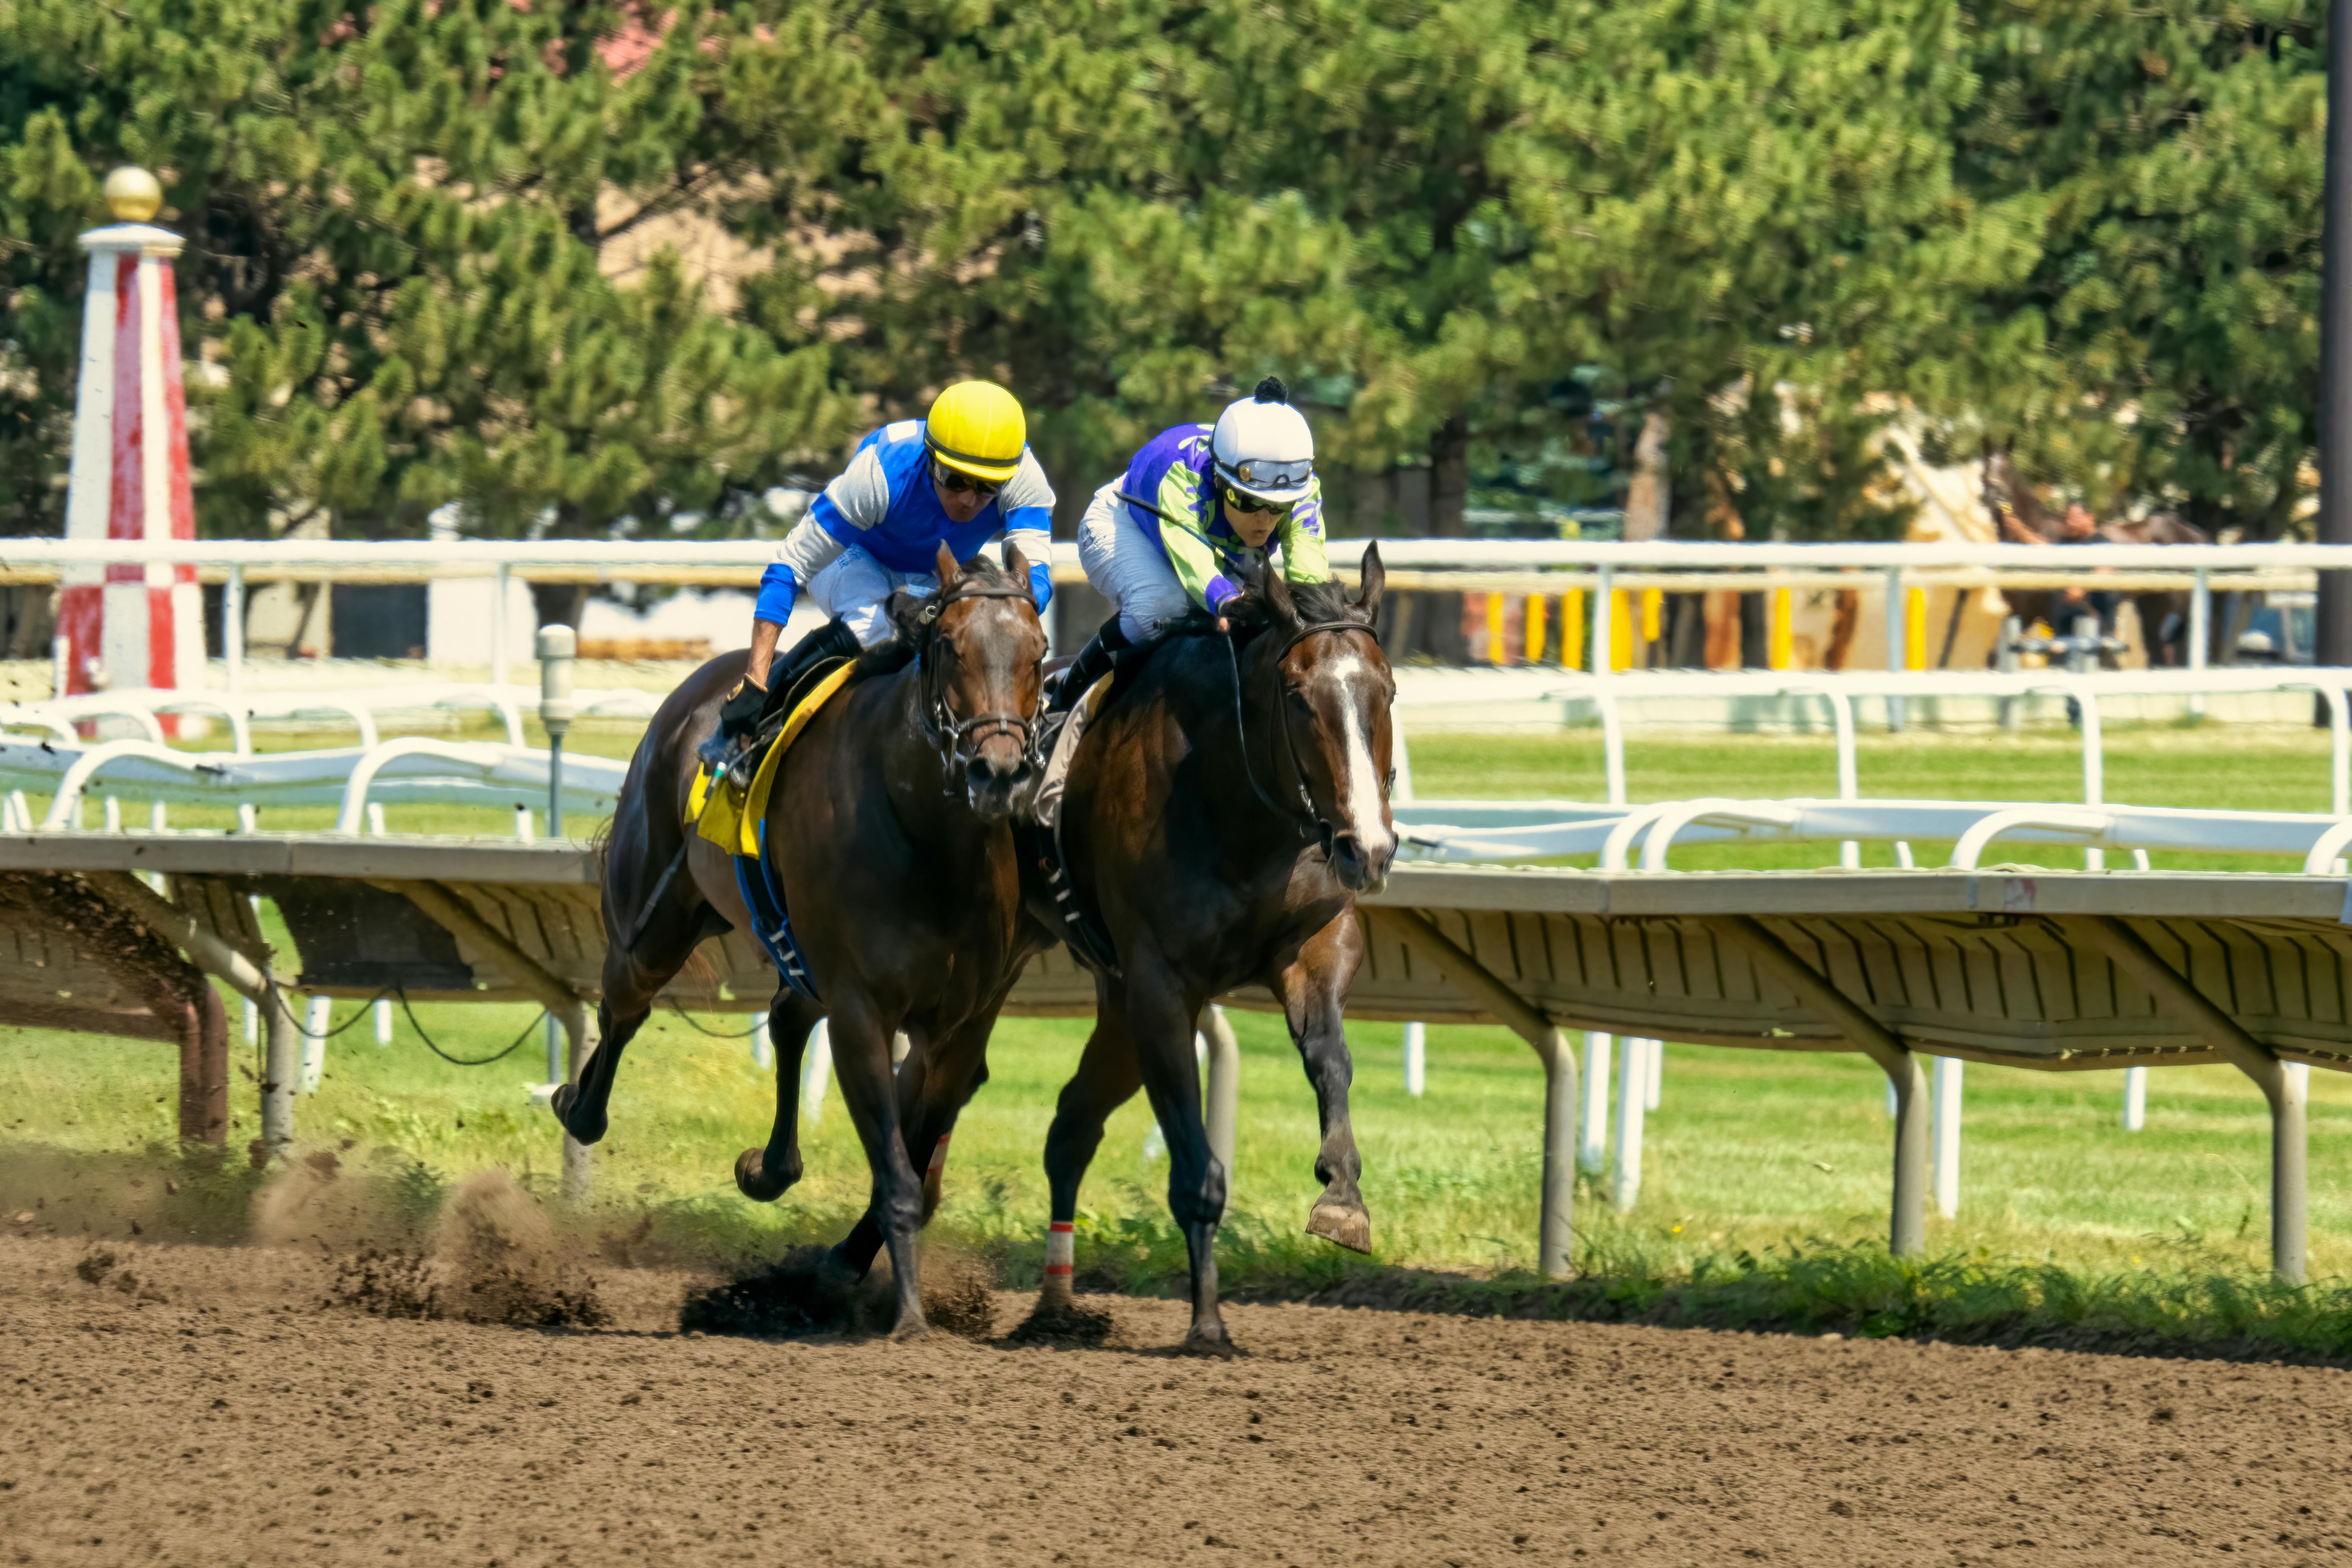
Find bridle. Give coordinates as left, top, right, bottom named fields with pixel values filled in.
left=1226, top=618, right=1386, bottom=855
left=913, top=580, right=1041, bottom=786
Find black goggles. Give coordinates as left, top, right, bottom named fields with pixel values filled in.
left=1222, top=484, right=1293, bottom=518
left=931, top=458, right=1004, bottom=497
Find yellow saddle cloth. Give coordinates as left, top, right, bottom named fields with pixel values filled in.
left=686, top=659, right=859, bottom=857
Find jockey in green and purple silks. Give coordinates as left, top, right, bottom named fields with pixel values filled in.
left=1051, top=377, right=1329, bottom=707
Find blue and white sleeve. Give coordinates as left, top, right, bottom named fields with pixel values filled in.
left=757, top=514, right=848, bottom=626
left=996, top=451, right=1058, bottom=611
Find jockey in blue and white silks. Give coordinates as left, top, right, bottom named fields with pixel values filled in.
left=1050, top=377, right=1328, bottom=708
left=714, top=381, right=1055, bottom=751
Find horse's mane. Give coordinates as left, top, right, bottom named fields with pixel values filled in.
left=1216, top=574, right=1371, bottom=636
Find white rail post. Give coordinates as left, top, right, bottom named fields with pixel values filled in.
left=561, top=1000, right=595, bottom=1205
left=1592, top=564, right=1615, bottom=679
left=2187, top=566, right=2210, bottom=720
left=538, top=623, right=576, bottom=837
left=2121, top=1064, right=2148, bottom=1131
left=803, top=1017, right=833, bottom=1124
left=259, top=984, right=298, bottom=1157
left=299, top=994, right=332, bottom=1093
left=374, top=998, right=392, bottom=1047
left=491, top=562, right=512, bottom=689
left=1402, top=1020, right=1426, bottom=1096
left=749, top=1015, right=773, bottom=1071
left=1202, top=1002, right=1240, bottom=1182
left=1930, top=1055, right=1962, bottom=1218
left=1643, top=1035, right=1662, bottom=1111
left=222, top=563, right=244, bottom=700
left=1612, top=1032, right=1646, bottom=1211
left=544, top=1014, right=564, bottom=1085
left=1580, top=1031, right=1612, bottom=1173
left=1884, top=565, right=1905, bottom=732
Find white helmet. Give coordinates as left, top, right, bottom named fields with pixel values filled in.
left=1211, top=377, right=1315, bottom=507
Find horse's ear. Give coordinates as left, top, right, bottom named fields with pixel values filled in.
left=1355, top=542, right=1385, bottom=622
left=1260, top=558, right=1299, bottom=628
left=934, top=540, right=962, bottom=589
left=1004, top=542, right=1031, bottom=588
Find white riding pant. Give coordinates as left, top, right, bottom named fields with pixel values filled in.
left=1076, top=482, right=1195, bottom=643
left=806, top=547, right=936, bottom=648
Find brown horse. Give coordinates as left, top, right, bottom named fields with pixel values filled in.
left=560, top=543, right=1049, bottom=1337
left=1030, top=547, right=1398, bottom=1351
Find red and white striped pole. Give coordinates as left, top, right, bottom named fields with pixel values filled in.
left=55, top=167, right=200, bottom=702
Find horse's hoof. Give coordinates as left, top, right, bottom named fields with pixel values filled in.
left=888, top=1316, right=932, bottom=1344
left=1306, top=1199, right=1372, bottom=1254
left=1181, top=1324, right=1242, bottom=1358
left=734, top=1147, right=793, bottom=1202
left=550, top=1083, right=605, bottom=1145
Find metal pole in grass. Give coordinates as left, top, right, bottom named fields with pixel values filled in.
left=1201, top=1003, right=1240, bottom=1181
left=802, top=1017, right=832, bottom=1124
left=1403, top=1021, right=1426, bottom=1097
left=260, top=984, right=299, bottom=1155
left=300, top=994, right=331, bottom=1093
left=1643, top=1036, right=1662, bottom=1112
left=1613, top=1037, right=1646, bottom=1212
left=2083, top=914, right=2305, bottom=1283
left=2121, top=1065, right=2148, bottom=1132
left=1580, top=1031, right=1611, bottom=1173
left=1367, top=907, right=1576, bottom=1277
left=538, top=624, right=575, bottom=837
left=1931, top=1056, right=1963, bottom=1219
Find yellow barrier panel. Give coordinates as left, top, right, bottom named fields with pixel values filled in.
left=1525, top=594, right=1549, bottom=665
left=1905, top=586, right=1929, bottom=670
left=1769, top=586, right=1794, bottom=670
left=1639, top=587, right=1663, bottom=642
left=1560, top=590, right=1585, bottom=671
left=1610, top=589, right=1634, bottom=671
left=1484, top=591, right=1507, bottom=665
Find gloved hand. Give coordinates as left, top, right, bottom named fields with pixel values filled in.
left=717, top=677, right=767, bottom=744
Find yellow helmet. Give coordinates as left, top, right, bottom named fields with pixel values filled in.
left=924, top=380, right=1027, bottom=483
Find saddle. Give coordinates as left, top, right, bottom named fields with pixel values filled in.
left=685, top=657, right=859, bottom=997
left=1016, top=668, right=1123, bottom=977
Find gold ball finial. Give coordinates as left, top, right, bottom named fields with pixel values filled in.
left=103, top=166, right=163, bottom=223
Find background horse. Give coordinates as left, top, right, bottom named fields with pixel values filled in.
left=561, top=543, right=1047, bottom=1338
left=1031, top=546, right=1397, bottom=1352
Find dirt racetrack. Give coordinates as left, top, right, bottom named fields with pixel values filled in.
left=3, top=1232, right=2348, bottom=1567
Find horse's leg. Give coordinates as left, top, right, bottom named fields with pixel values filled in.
left=735, top=991, right=827, bottom=1201
left=1272, top=911, right=1371, bottom=1254
left=827, top=1013, right=996, bottom=1264
left=1119, top=958, right=1230, bottom=1352
left=1038, top=1000, right=1144, bottom=1312
left=822, top=995, right=930, bottom=1338
left=556, top=905, right=723, bottom=1146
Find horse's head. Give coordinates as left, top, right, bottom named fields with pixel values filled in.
left=891, top=540, right=1047, bottom=822
left=1246, top=544, right=1397, bottom=893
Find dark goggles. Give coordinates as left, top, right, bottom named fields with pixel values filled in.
left=1222, top=483, right=1292, bottom=518
left=930, top=458, right=1005, bottom=498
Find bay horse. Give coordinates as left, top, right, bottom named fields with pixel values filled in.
left=1030, top=547, right=1398, bottom=1352
left=558, top=543, right=1048, bottom=1338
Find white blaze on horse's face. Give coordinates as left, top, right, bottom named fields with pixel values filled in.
left=1322, top=646, right=1396, bottom=878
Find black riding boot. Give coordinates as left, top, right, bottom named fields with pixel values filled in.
left=1048, top=616, right=1131, bottom=713
left=758, top=617, right=863, bottom=723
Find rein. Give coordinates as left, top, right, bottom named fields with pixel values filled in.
left=913, top=580, right=1040, bottom=786
left=1225, top=618, right=1382, bottom=853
